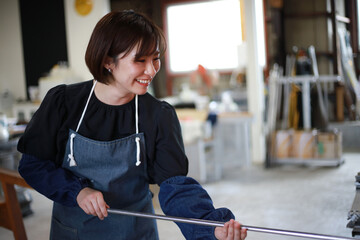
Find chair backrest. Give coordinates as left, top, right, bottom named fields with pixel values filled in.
left=0, top=167, right=31, bottom=240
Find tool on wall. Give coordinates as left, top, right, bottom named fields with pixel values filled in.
left=108, top=208, right=355, bottom=240
left=308, top=45, right=329, bottom=130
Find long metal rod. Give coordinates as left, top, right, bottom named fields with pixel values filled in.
left=108, top=209, right=355, bottom=240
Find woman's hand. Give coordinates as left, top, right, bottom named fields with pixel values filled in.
left=77, top=187, right=109, bottom=220
left=214, top=219, right=247, bottom=240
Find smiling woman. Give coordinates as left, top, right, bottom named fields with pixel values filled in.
left=17, top=9, right=247, bottom=240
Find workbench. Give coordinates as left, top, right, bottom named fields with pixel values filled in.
left=178, top=109, right=253, bottom=183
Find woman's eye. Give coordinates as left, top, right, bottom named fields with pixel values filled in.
left=135, top=56, right=160, bottom=63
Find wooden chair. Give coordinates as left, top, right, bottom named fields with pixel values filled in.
left=0, top=167, right=31, bottom=240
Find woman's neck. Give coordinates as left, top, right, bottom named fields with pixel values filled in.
left=94, top=81, right=135, bottom=106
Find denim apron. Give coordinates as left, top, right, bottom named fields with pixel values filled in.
left=50, top=81, right=158, bottom=240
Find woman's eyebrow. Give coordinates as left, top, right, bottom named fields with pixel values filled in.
left=135, top=51, right=160, bottom=59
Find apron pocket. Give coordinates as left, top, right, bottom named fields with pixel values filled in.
left=51, top=217, right=78, bottom=240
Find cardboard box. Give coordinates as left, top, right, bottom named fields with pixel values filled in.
left=316, top=131, right=342, bottom=159
left=291, top=130, right=316, bottom=159
left=275, top=130, right=292, bottom=158
left=274, top=129, right=342, bottom=160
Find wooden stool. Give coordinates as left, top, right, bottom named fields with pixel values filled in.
left=0, top=167, right=31, bottom=240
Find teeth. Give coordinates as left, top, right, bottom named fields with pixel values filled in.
left=136, top=79, right=151, bottom=84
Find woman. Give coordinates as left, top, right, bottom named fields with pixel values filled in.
left=18, top=10, right=247, bottom=240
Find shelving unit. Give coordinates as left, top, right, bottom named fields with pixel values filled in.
left=277, top=75, right=342, bottom=129
left=265, top=67, right=344, bottom=167
left=264, top=0, right=358, bottom=79
left=264, top=0, right=359, bottom=167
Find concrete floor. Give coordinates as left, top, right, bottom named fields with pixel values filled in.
left=1, top=152, right=359, bottom=240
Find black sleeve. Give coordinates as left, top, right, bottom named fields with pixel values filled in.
left=17, top=85, right=89, bottom=206
left=159, top=176, right=235, bottom=239
left=151, top=102, right=189, bottom=185
left=18, top=154, right=89, bottom=207
left=17, top=84, right=67, bottom=161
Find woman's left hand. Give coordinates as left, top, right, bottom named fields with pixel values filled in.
left=214, top=219, right=247, bottom=240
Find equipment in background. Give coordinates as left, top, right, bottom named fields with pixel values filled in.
left=338, top=29, right=360, bottom=119
left=347, top=172, right=360, bottom=237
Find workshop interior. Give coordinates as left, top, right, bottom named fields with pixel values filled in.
left=1, top=0, right=360, bottom=239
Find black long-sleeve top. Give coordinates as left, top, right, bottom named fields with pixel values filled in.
left=17, top=80, right=188, bottom=206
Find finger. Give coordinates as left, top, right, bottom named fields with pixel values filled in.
left=224, top=221, right=230, bottom=232
left=81, top=198, right=95, bottom=216
left=85, top=201, right=97, bottom=216
left=241, top=228, right=247, bottom=240
left=97, top=195, right=108, bottom=218
left=227, top=220, right=234, bottom=239
left=222, top=221, right=230, bottom=238
left=92, top=199, right=105, bottom=220
left=234, top=222, right=241, bottom=239
left=81, top=204, right=90, bottom=215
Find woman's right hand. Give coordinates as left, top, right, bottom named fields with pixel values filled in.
left=214, top=219, right=247, bottom=240
left=76, top=187, right=109, bottom=220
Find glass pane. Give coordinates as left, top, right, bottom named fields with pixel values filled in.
left=166, top=0, right=242, bottom=73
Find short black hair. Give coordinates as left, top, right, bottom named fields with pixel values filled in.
left=85, top=10, right=166, bottom=84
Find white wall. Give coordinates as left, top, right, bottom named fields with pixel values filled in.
left=0, top=0, right=110, bottom=105
left=64, top=0, right=110, bottom=81
left=0, top=0, right=26, bottom=100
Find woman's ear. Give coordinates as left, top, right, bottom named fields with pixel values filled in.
left=104, top=56, right=115, bottom=70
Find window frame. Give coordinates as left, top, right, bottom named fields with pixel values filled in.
left=161, top=0, right=245, bottom=95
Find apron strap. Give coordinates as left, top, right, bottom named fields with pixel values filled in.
left=76, top=80, right=97, bottom=132
left=135, top=94, right=139, bottom=134
left=135, top=94, right=141, bottom=166
left=68, top=133, right=77, bottom=167
left=68, top=80, right=97, bottom=167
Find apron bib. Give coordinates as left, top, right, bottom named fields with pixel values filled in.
left=50, top=81, right=158, bottom=240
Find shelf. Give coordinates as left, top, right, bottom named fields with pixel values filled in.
left=265, top=0, right=352, bottom=168
left=284, top=11, right=329, bottom=19
left=284, top=11, right=350, bottom=24
left=275, top=157, right=344, bottom=167
left=278, top=75, right=342, bottom=84
left=264, top=0, right=354, bottom=77
left=266, top=72, right=344, bottom=168
left=275, top=75, right=342, bottom=130
left=336, top=15, right=350, bottom=24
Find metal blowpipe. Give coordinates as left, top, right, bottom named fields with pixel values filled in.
left=107, top=209, right=355, bottom=240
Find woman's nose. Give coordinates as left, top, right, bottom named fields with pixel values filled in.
left=144, top=61, right=157, bottom=77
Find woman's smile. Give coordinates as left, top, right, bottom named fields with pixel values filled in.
left=135, top=78, right=152, bottom=86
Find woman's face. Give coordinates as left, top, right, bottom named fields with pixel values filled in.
left=107, top=45, right=161, bottom=96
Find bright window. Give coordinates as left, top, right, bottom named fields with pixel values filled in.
left=165, top=0, right=242, bottom=73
